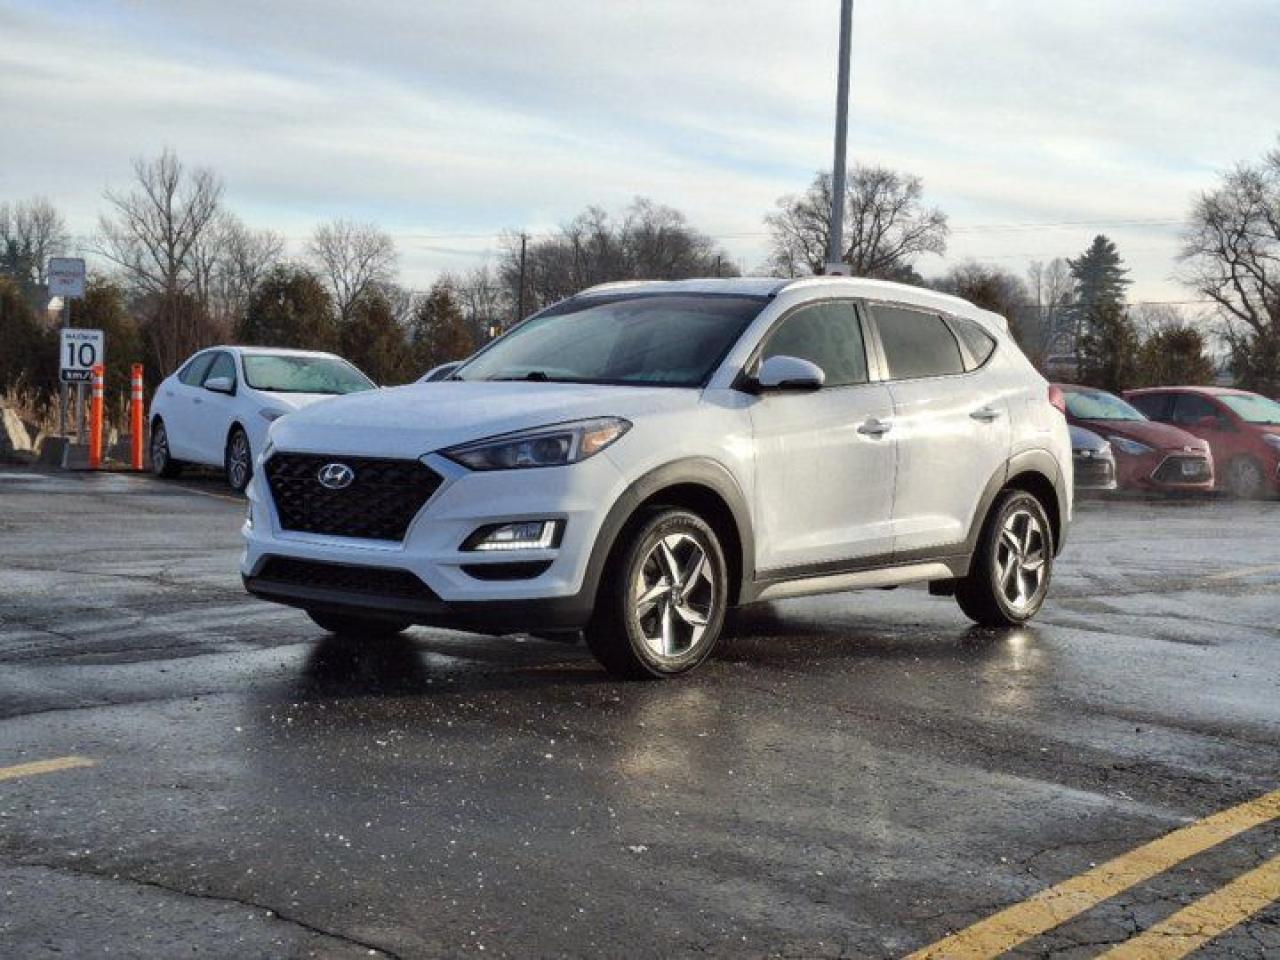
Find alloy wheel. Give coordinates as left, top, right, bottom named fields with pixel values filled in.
left=151, top=424, right=168, bottom=472
left=995, top=508, right=1048, bottom=613
left=633, top=532, right=716, bottom=660
left=228, top=432, right=251, bottom=489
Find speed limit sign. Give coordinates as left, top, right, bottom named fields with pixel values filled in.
left=60, top=329, right=105, bottom=383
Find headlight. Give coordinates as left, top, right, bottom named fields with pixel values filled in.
left=1109, top=436, right=1154, bottom=456
left=443, top=417, right=631, bottom=470
left=1263, top=434, right=1280, bottom=451
left=259, top=407, right=288, bottom=423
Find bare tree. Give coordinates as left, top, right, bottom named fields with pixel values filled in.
left=0, top=196, right=70, bottom=287
left=498, top=198, right=735, bottom=318
left=307, top=219, right=397, bottom=323
left=191, top=212, right=286, bottom=339
left=765, top=166, right=948, bottom=279
left=450, top=265, right=509, bottom=342
left=1025, top=258, right=1075, bottom=359
left=1180, top=141, right=1280, bottom=391
left=93, top=149, right=224, bottom=371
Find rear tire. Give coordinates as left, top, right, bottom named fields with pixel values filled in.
left=224, top=426, right=252, bottom=493
left=150, top=418, right=183, bottom=478
left=584, top=508, right=728, bottom=679
left=307, top=610, right=412, bottom=638
left=955, top=489, right=1054, bottom=627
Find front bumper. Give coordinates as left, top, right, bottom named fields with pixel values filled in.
left=1116, top=451, right=1214, bottom=492
left=240, top=447, right=627, bottom=629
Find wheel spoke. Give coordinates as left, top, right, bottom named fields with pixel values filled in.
left=635, top=579, right=668, bottom=617
left=999, top=557, right=1019, bottom=593
left=673, top=601, right=708, bottom=627
left=679, top=548, right=707, bottom=600
left=657, top=537, right=681, bottom=583
left=660, top=600, right=677, bottom=656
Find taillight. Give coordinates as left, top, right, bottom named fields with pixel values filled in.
left=1048, top=384, right=1067, bottom=415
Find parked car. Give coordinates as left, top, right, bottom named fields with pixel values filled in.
left=1069, top=425, right=1116, bottom=492
left=149, top=346, right=376, bottom=491
left=1125, top=386, right=1280, bottom=498
left=242, top=277, right=1072, bottom=679
left=1057, top=384, right=1214, bottom=493
left=419, top=361, right=463, bottom=383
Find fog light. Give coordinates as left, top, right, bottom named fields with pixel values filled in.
left=463, top=520, right=561, bottom=552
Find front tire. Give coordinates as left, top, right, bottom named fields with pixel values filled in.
left=307, top=610, right=411, bottom=638
left=150, top=418, right=183, bottom=478
left=955, top=489, right=1054, bottom=627
left=584, top=508, right=729, bottom=679
left=1226, top=456, right=1265, bottom=499
left=225, top=426, right=253, bottom=493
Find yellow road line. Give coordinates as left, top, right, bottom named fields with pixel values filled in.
left=1205, top=564, right=1280, bottom=581
left=0, top=756, right=97, bottom=783
left=1098, top=853, right=1280, bottom=959
left=906, top=789, right=1280, bottom=959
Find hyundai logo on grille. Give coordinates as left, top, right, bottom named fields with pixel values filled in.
left=317, top=462, right=355, bottom=490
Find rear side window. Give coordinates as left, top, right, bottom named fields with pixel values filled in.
left=178, top=353, right=215, bottom=386
left=872, top=305, right=965, bottom=380
left=203, top=351, right=237, bottom=386
left=1128, top=393, right=1171, bottom=420
left=950, top=317, right=997, bottom=370
left=761, top=301, right=868, bottom=387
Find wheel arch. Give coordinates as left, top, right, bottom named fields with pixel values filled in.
left=583, top=459, right=754, bottom=608
left=967, top=449, right=1069, bottom=558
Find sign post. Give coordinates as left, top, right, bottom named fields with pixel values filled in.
left=49, top=258, right=87, bottom=438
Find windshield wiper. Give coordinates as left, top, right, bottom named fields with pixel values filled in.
left=491, top=371, right=552, bottom=382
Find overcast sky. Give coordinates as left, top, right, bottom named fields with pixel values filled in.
left=3, top=0, right=1277, bottom=302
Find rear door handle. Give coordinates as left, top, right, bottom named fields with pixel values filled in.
left=857, top=418, right=892, bottom=437
left=970, top=406, right=1002, bottom=422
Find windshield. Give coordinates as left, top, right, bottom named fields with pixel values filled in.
left=242, top=354, right=376, bottom=395
left=454, top=294, right=767, bottom=387
left=1065, top=389, right=1146, bottom=421
left=1220, top=393, right=1280, bottom=424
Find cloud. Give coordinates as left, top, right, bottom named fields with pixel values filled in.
left=1, top=0, right=1276, bottom=298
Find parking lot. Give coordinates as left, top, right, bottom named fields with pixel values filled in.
left=1, top=469, right=1278, bottom=958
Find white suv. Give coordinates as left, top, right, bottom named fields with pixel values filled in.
left=241, top=278, right=1071, bottom=678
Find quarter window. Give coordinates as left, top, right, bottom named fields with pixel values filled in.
left=760, top=301, right=868, bottom=387
left=950, top=317, right=997, bottom=370
left=872, top=305, right=965, bottom=380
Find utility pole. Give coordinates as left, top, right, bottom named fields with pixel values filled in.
left=825, top=0, right=854, bottom=276
left=515, top=232, right=528, bottom=326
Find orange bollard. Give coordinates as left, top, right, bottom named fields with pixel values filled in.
left=89, top=364, right=105, bottom=469
left=131, top=364, right=145, bottom=471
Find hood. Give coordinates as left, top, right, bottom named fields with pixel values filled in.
left=1074, top=417, right=1207, bottom=453
left=265, top=392, right=341, bottom=412
left=268, top=381, right=701, bottom=457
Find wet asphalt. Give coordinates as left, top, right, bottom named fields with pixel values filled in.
left=0, top=469, right=1278, bottom=959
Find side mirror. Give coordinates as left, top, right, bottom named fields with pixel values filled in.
left=755, top=355, right=826, bottom=392
left=204, top=376, right=235, bottom=395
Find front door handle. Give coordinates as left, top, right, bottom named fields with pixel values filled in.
left=857, top=418, right=892, bottom=437
left=970, top=406, right=1002, bottom=422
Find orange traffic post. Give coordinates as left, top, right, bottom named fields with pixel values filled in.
left=89, top=363, right=105, bottom=469
left=130, top=364, right=145, bottom=471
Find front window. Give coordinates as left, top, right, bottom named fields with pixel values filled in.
left=454, top=294, right=768, bottom=387
left=1219, top=393, right=1280, bottom=425
left=242, top=354, right=376, bottom=395
left=1064, top=389, right=1146, bottom=421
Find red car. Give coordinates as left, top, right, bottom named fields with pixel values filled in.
left=1057, top=384, right=1214, bottom=493
left=1125, top=386, right=1280, bottom=498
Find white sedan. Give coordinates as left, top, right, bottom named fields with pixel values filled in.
left=148, top=346, right=376, bottom=491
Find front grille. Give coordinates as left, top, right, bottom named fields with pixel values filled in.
left=265, top=453, right=443, bottom=541
left=1153, top=455, right=1211, bottom=485
left=257, top=556, right=438, bottom=601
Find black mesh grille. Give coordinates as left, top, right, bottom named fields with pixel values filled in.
left=257, top=556, right=438, bottom=600
left=265, top=453, right=442, bottom=541
left=1153, top=455, right=1211, bottom=484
